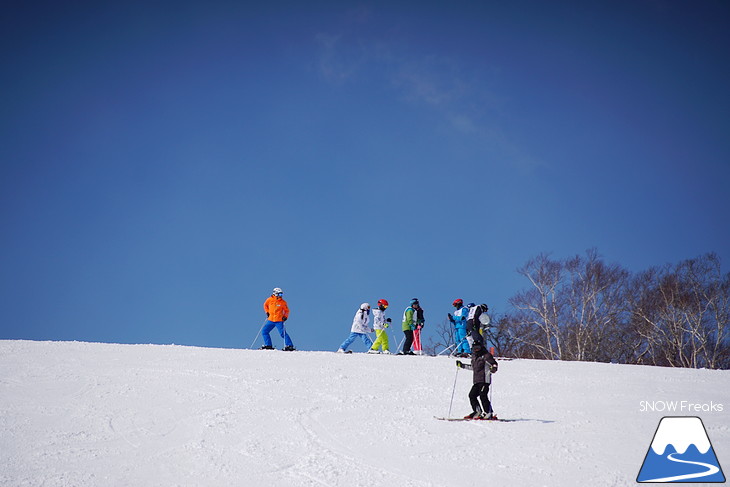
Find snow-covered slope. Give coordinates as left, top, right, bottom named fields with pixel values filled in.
left=1, top=340, right=728, bottom=487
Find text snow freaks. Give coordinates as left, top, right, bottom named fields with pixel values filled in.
left=639, top=401, right=723, bottom=413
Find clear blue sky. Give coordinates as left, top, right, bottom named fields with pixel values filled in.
left=2, top=1, right=728, bottom=351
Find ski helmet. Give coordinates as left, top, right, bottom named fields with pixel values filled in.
left=466, top=302, right=475, bottom=308
left=272, top=287, right=283, bottom=295
left=360, top=302, right=371, bottom=310
left=452, top=298, right=463, bottom=307
left=410, top=298, right=419, bottom=306
left=377, top=299, right=389, bottom=308
left=481, top=304, right=489, bottom=311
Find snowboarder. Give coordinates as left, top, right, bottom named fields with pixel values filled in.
left=448, top=298, right=471, bottom=357
left=261, top=287, right=295, bottom=351
left=338, top=303, right=374, bottom=353
left=399, top=298, right=418, bottom=355
left=466, top=303, right=490, bottom=347
left=369, top=299, right=392, bottom=354
left=456, top=342, right=498, bottom=419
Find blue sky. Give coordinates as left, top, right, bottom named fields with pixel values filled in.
left=2, top=1, right=729, bottom=351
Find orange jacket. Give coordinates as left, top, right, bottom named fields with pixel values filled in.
left=264, top=295, right=289, bottom=322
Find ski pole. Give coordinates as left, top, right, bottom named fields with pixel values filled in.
left=249, top=320, right=267, bottom=349
left=448, top=336, right=468, bottom=357
left=448, top=364, right=459, bottom=419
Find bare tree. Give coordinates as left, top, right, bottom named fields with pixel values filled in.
left=562, top=249, right=630, bottom=362
left=625, top=253, right=729, bottom=369
left=510, top=253, right=565, bottom=360
left=502, top=250, right=728, bottom=369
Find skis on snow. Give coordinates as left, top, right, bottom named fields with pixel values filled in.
left=434, top=416, right=515, bottom=422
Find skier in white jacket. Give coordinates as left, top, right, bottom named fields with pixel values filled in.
left=369, top=299, right=392, bottom=354
left=337, top=303, right=374, bottom=353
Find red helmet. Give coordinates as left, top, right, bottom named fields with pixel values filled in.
left=452, top=298, right=463, bottom=307
left=377, top=299, right=389, bottom=308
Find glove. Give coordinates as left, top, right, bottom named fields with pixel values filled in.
left=490, top=364, right=498, bottom=373
left=456, top=360, right=463, bottom=369
left=266, top=312, right=269, bottom=318
left=448, top=313, right=454, bottom=323
left=386, top=318, right=392, bottom=323
left=282, top=316, right=288, bottom=322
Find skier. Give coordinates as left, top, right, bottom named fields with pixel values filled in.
left=338, top=303, right=374, bottom=353
left=261, top=287, right=295, bottom=351
left=399, top=298, right=418, bottom=355
left=466, top=303, right=490, bottom=347
left=456, top=342, right=498, bottom=419
left=369, top=299, right=392, bottom=354
left=412, top=299, right=425, bottom=355
left=448, top=298, right=471, bottom=357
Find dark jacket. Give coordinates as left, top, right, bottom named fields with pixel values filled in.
left=463, top=350, right=498, bottom=384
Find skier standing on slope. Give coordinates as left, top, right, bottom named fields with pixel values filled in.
left=448, top=298, right=471, bottom=357
left=466, top=303, right=490, bottom=347
left=412, top=299, right=425, bottom=355
left=338, top=303, right=374, bottom=353
left=399, top=298, right=418, bottom=355
left=456, top=342, right=498, bottom=419
left=261, top=287, right=295, bottom=351
left=369, top=299, right=392, bottom=354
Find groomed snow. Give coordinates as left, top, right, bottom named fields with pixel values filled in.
left=1, top=340, right=728, bottom=486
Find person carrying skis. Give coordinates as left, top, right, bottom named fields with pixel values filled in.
left=369, top=299, right=392, bottom=354
left=261, top=287, right=295, bottom=351
left=399, top=298, right=418, bottom=355
left=456, top=342, right=498, bottom=419
left=466, top=303, right=490, bottom=347
left=412, top=299, right=425, bottom=355
left=338, top=303, right=374, bottom=353
left=448, top=298, right=471, bottom=357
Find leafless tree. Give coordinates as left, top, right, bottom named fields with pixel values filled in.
left=562, top=249, right=630, bottom=362
left=628, top=253, right=729, bottom=368
left=509, top=253, right=565, bottom=360
left=502, top=250, right=728, bottom=369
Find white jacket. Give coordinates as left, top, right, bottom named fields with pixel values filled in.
left=372, top=308, right=388, bottom=330
left=351, top=308, right=372, bottom=333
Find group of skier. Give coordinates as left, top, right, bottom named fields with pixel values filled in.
left=257, top=287, right=500, bottom=419
left=336, top=297, right=427, bottom=355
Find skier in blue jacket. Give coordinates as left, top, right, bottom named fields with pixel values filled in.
left=448, top=298, right=471, bottom=357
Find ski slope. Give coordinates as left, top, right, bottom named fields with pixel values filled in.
left=1, top=340, right=728, bottom=487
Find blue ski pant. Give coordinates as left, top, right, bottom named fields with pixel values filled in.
left=262, top=321, right=293, bottom=348
left=340, top=332, right=373, bottom=351
left=455, top=327, right=471, bottom=354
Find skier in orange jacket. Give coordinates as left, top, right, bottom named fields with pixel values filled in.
left=261, top=287, right=295, bottom=351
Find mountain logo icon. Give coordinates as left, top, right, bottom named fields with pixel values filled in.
left=637, top=416, right=725, bottom=483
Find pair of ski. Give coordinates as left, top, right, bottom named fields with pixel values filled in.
left=434, top=415, right=514, bottom=422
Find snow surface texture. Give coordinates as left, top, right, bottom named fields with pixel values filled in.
left=1, top=340, right=728, bottom=487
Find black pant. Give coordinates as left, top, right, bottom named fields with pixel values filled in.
left=469, top=382, right=492, bottom=414
left=402, top=330, right=414, bottom=353
left=466, top=322, right=485, bottom=347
